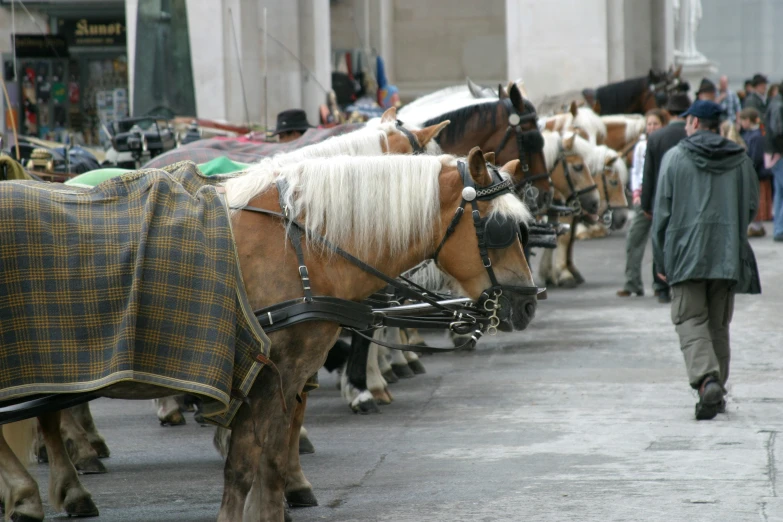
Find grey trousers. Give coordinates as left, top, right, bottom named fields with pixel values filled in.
left=670, top=280, right=735, bottom=389
left=623, top=209, right=667, bottom=294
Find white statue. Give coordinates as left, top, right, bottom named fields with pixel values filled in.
left=673, top=0, right=705, bottom=62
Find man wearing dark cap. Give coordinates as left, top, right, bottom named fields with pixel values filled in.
left=696, top=78, right=716, bottom=101
left=273, top=109, right=315, bottom=143
left=640, top=93, right=691, bottom=303
left=744, top=74, right=768, bottom=112
left=652, top=100, right=760, bottom=421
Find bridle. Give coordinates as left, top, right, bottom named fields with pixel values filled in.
left=395, top=120, right=425, bottom=154
left=549, top=147, right=597, bottom=215
left=238, top=160, right=539, bottom=349
left=494, top=97, right=553, bottom=215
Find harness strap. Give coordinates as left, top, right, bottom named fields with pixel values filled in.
left=396, top=120, right=424, bottom=154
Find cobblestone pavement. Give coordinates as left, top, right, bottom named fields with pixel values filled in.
left=28, top=226, right=783, bottom=521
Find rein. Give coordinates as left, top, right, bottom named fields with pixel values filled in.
left=239, top=162, right=539, bottom=351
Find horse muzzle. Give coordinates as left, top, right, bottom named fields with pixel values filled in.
left=487, top=286, right=541, bottom=332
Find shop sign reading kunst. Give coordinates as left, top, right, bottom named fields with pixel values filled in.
left=60, top=19, right=126, bottom=47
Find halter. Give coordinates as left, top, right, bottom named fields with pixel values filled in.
left=549, top=147, right=597, bottom=214
left=494, top=98, right=553, bottom=215
left=240, top=162, right=539, bottom=346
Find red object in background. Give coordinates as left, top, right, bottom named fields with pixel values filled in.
left=68, top=82, right=80, bottom=104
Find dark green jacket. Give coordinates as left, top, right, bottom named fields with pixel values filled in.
left=652, top=131, right=760, bottom=293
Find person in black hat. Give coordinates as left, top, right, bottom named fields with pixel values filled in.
left=273, top=109, right=315, bottom=143
left=744, top=73, right=768, bottom=112
left=651, top=99, right=759, bottom=420
left=696, top=78, right=716, bottom=102
left=640, top=92, right=691, bottom=303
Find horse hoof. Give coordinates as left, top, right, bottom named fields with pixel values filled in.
left=558, top=277, right=578, bottom=289
left=299, top=434, right=316, bottom=455
left=159, top=410, right=186, bottom=426
left=371, top=388, right=393, bottom=405
left=10, top=514, right=44, bottom=522
left=90, top=440, right=111, bottom=459
left=381, top=369, right=399, bottom=384
left=407, top=359, right=426, bottom=375
left=284, top=507, right=293, bottom=522
left=286, top=488, right=318, bottom=508
left=64, top=493, right=99, bottom=517
left=392, top=363, right=415, bottom=379
left=571, top=271, right=586, bottom=284
left=352, top=399, right=380, bottom=415
left=75, top=456, right=107, bottom=475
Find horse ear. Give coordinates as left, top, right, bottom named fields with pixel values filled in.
left=380, top=107, right=397, bottom=123
left=412, top=120, right=450, bottom=147
left=604, top=153, right=616, bottom=167
left=467, top=77, right=482, bottom=98
left=499, top=159, right=520, bottom=176
left=592, top=100, right=601, bottom=114
left=498, top=83, right=509, bottom=99
left=467, top=146, right=493, bottom=187
left=569, top=100, right=578, bottom=117
left=509, top=83, right=524, bottom=111
left=483, top=151, right=496, bottom=165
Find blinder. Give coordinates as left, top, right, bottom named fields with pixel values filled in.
left=483, top=213, right=519, bottom=249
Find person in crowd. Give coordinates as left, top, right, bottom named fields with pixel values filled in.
left=738, top=108, right=768, bottom=238
left=273, top=109, right=315, bottom=143
left=768, top=84, right=779, bottom=103
left=720, top=120, right=745, bottom=147
left=716, top=75, right=741, bottom=123
left=763, top=82, right=783, bottom=241
left=640, top=93, right=691, bottom=303
left=696, top=78, right=716, bottom=102
left=652, top=100, right=760, bottom=421
left=744, top=74, right=768, bottom=113
left=617, top=108, right=668, bottom=297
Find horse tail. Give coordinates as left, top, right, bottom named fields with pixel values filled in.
left=2, top=419, right=37, bottom=466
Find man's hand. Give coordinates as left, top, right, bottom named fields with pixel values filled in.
left=643, top=211, right=652, bottom=220
left=657, top=273, right=667, bottom=282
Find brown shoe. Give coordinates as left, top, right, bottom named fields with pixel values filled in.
left=617, top=289, right=643, bottom=297
left=748, top=226, right=766, bottom=238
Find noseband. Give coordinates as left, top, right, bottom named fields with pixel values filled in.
left=495, top=98, right=552, bottom=215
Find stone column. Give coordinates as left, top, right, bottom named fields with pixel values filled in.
left=186, top=0, right=228, bottom=120
left=650, top=0, right=675, bottom=72
left=606, top=0, right=626, bottom=82
left=298, top=0, right=331, bottom=125
left=125, top=0, right=138, bottom=115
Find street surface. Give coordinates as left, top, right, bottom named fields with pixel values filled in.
left=28, top=224, right=783, bottom=521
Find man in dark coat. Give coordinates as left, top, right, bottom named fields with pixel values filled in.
left=652, top=100, right=760, bottom=421
left=640, top=93, right=691, bottom=303
left=743, top=73, right=768, bottom=113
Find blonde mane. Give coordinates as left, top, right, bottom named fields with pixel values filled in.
left=539, top=107, right=606, bottom=145
left=587, top=145, right=629, bottom=185
left=224, top=154, right=531, bottom=257
left=542, top=130, right=594, bottom=170
left=223, top=120, right=434, bottom=210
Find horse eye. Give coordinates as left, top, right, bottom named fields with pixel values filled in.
left=572, top=164, right=584, bottom=172
left=609, top=179, right=619, bottom=187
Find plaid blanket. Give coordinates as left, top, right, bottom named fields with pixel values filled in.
left=143, top=124, right=365, bottom=169
left=0, top=163, right=270, bottom=427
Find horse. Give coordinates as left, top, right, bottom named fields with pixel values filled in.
left=590, top=66, right=682, bottom=115
left=540, top=144, right=630, bottom=287
left=600, top=114, right=646, bottom=160
left=398, top=83, right=554, bottom=216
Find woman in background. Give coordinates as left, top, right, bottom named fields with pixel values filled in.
left=617, top=108, right=669, bottom=297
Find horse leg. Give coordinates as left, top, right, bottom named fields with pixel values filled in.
left=69, top=403, right=110, bottom=458
left=38, top=411, right=99, bottom=517
left=340, top=332, right=380, bottom=414
left=285, top=393, right=317, bottom=508
left=59, top=408, right=106, bottom=474
left=377, top=345, right=399, bottom=384
left=367, top=343, right=393, bottom=405
left=154, top=396, right=186, bottom=426
left=0, top=420, right=44, bottom=522
left=389, top=330, right=415, bottom=379
left=566, top=218, right=585, bottom=284
left=554, top=217, right=577, bottom=288
left=403, top=350, right=426, bottom=375
left=403, top=327, right=430, bottom=351
left=216, top=368, right=275, bottom=522
left=538, top=247, right=554, bottom=286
